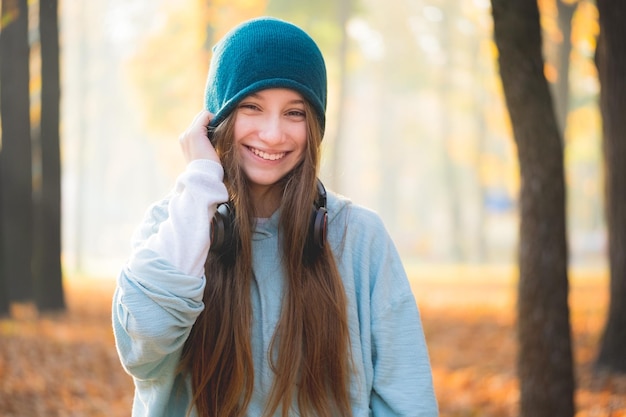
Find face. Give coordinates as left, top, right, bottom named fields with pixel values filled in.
left=233, top=88, right=308, bottom=195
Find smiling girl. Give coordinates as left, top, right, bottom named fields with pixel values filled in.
left=113, top=17, right=437, bottom=417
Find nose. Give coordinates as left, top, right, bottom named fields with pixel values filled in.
left=257, top=115, right=283, bottom=144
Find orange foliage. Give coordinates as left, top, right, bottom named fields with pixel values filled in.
left=571, top=1, right=599, bottom=51
left=1, top=268, right=625, bottom=416
left=124, top=0, right=269, bottom=181
left=207, top=0, right=268, bottom=40
left=126, top=0, right=211, bottom=139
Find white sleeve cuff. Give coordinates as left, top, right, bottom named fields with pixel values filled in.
left=144, top=159, right=229, bottom=277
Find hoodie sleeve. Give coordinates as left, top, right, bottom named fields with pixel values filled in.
left=112, top=159, right=228, bottom=380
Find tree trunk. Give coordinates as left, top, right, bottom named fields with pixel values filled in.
left=595, top=0, right=626, bottom=374
left=35, top=0, right=65, bottom=312
left=329, top=0, right=351, bottom=191
left=0, top=0, right=34, bottom=303
left=490, top=1, right=575, bottom=416
left=553, top=0, right=576, bottom=137
left=0, top=175, right=7, bottom=316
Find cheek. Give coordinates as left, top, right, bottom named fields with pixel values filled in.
left=232, top=117, right=247, bottom=144
left=233, top=111, right=260, bottom=136
left=292, top=125, right=308, bottom=154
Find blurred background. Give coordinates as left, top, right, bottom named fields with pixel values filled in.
left=2, top=1, right=618, bottom=415
left=58, top=0, right=601, bottom=278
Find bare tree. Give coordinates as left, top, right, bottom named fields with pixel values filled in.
left=35, top=0, right=65, bottom=312
left=490, top=1, right=575, bottom=416
left=595, top=0, right=626, bottom=374
left=0, top=177, right=6, bottom=315
left=0, top=0, right=34, bottom=303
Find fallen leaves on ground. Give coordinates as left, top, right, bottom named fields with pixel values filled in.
left=0, top=279, right=134, bottom=417
left=411, top=265, right=626, bottom=417
left=0, top=266, right=624, bottom=416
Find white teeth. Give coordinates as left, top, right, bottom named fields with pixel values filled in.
left=249, top=147, right=286, bottom=161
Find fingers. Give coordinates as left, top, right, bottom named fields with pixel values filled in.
left=178, top=110, right=220, bottom=164
left=179, top=110, right=212, bottom=143
left=191, top=109, right=213, bottom=131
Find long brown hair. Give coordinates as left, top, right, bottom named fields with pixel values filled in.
left=179, top=99, right=352, bottom=417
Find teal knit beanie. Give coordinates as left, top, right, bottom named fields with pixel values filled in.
left=204, top=17, right=327, bottom=135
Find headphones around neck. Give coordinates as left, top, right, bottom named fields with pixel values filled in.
left=209, top=179, right=328, bottom=255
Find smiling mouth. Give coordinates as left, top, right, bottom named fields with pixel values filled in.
left=248, top=146, right=287, bottom=161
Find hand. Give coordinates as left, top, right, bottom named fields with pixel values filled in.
left=178, top=110, right=220, bottom=164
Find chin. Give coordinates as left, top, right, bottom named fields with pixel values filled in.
left=245, top=169, right=295, bottom=188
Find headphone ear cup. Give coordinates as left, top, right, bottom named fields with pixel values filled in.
left=310, top=206, right=328, bottom=249
left=210, top=203, right=234, bottom=253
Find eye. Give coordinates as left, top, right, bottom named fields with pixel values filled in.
left=286, top=109, right=306, bottom=119
left=239, top=102, right=261, bottom=112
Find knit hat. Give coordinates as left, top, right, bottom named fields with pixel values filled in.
left=204, top=17, right=328, bottom=135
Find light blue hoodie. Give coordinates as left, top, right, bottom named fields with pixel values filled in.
left=112, top=160, right=438, bottom=417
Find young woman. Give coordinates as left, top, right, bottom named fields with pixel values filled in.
left=113, top=17, right=438, bottom=417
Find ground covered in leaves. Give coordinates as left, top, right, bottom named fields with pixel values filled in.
left=1, top=265, right=625, bottom=416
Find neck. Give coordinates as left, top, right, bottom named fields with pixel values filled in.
left=249, top=184, right=282, bottom=218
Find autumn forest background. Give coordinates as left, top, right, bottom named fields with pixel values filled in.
left=1, top=0, right=625, bottom=416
